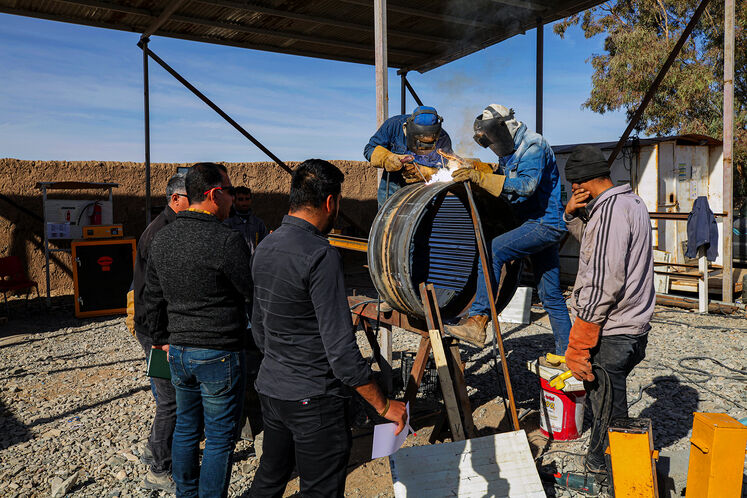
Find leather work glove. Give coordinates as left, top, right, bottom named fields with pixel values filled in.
left=403, top=163, right=438, bottom=183
left=370, top=145, right=412, bottom=173
left=564, top=318, right=601, bottom=382
left=451, top=168, right=506, bottom=197
left=464, top=158, right=496, bottom=175
left=125, top=289, right=135, bottom=337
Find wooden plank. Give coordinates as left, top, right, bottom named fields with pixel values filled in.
left=403, top=336, right=432, bottom=405
left=380, top=325, right=393, bottom=393
left=428, top=327, right=465, bottom=441
left=348, top=295, right=428, bottom=337
left=447, top=340, right=477, bottom=438
left=391, top=430, right=545, bottom=497
left=420, top=284, right=466, bottom=442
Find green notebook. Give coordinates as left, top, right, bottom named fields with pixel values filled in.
left=147, top=348, right=171, bottom=380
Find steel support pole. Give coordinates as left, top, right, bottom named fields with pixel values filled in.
left=141, top=44, right=292, bottom=175
left=607, top=0, right=711, bottom=165
left=374, top=0, right=393, bottom=391
left=722, top=0, right=735, bottom=303
left=401, top=71, right=406, bottom=114
left=374, top=0, right=388, bottom=127
left=536, top=16, right=543, bottom=135
left=403, top=77, right=424, bottom=107
left=42, top=186, right=51, bottom=306
left=142, top=37, right=152, bottom=226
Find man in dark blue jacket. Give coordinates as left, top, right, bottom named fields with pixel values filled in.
left=131, top=173, right=189, bottom=493
left=250, top=159, right=407, bottom=497
left=145, top=163, right=253, bottom=498
left=447, top=104, right=571, bottom=354
left=364, top=106, right=453, bottom=206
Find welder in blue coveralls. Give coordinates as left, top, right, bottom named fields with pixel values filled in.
left=445, top=104, right=571, bottom=354
left=364, top=106, right=453, bottom=207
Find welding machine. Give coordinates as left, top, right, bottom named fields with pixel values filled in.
left=82, top=224, right=124, bottom=239
left=71, top=238, right=136, bottom=318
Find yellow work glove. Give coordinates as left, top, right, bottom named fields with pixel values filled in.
left=370, top=145, right=411, bottom=173
left=403, top=163, right=439, bottom=183
left=125, top=289, right=135, bottom=336
left=466, top=158, right=496, bottom=175
left=451, top=168, right=506, bottom=197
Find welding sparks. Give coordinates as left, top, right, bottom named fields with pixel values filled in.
left=426, top=160, right=461, bottom=184
left=427, top=150, right=471, bottom=185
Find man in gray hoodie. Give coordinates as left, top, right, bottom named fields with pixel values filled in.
left=563, top=145, right=654, bottom=475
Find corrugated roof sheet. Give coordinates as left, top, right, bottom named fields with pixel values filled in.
left=0, top=0, right=605, bottom=72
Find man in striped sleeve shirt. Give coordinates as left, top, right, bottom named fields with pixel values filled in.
left=563, top=145, right=654, bottom=475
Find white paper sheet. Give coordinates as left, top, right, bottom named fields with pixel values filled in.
left=371, top=403, right=413, bottom=459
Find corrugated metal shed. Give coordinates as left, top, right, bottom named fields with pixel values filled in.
left=0, top=0, right=605, bottom=72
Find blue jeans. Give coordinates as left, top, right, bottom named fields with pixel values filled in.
left=470, top=221, right=572, bottom=354
left=169, top=346, right=245, bottom=498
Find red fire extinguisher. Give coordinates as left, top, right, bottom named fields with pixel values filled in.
left=90, top=202, right=102, bottom=225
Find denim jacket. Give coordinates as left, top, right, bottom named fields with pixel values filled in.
left=363, top=114, right=453, bottom=205
left=497, top=124, right=565, bottom=230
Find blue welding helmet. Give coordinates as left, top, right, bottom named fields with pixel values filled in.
left=404, top=106, right=443, bottom=155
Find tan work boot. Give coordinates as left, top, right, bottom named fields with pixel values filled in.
left=445, top=315, right=489, bottom=347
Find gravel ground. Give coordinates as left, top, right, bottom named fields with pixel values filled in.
left=1, top=298, right=745, bottom=497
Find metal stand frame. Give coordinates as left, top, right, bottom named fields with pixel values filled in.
left=38, top=182, right=115, bottom=306
left=463, top=182, right=520, bottom=431
left=349, top=294, right=477, bottom=442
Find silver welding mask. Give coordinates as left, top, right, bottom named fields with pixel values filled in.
left=473, top=107, right=516, bottom=157
left=404, top=108, right=443, bottom=155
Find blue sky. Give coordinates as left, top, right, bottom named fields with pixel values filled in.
left=0, top=13, right=628, bottom=163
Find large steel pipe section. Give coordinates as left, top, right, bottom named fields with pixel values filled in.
left=368, top=181, right=521, bottom=320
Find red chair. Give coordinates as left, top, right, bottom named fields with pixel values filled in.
left=0, top=256, right=40, bottom=316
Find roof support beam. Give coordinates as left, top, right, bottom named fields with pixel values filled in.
left=193, top=0, right=457, bottom=45
left=487, top=0, right=548, bottom=11
left=48, top=0, right=427, bottom=59
left=0, top=6, right=391, bottom=67
left=338, top=0, right=498, bottom=29
left=170, top=14, right=429, bottom=59
left=52, top=0, right=152, bottom=17
left=141, top=0, right=187, bottom=39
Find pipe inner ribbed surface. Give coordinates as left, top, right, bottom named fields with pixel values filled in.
left=368, top=181, right=520, bottom=320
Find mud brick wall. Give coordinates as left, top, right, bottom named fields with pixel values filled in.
left=0, top=158, right=377, bottom=296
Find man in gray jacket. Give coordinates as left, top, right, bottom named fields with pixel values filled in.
left=563, top=145, right=654, bottom=475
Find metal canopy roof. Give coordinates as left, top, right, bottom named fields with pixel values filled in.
left=0, top=0, right=604, bottom=73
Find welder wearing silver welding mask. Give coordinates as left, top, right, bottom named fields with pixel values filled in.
left=364, top=106, right=453, bottom=207
left=447, top=104, right=571, bottom=355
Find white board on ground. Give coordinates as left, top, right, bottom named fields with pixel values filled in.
left=390, top=430, right=544, bottom=497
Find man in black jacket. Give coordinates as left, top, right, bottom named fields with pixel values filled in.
left=132, top=173, right=189, bottom=492
left=145, top=162, right=253, bottom=498
left=250, top=159, right=408, bottom=497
